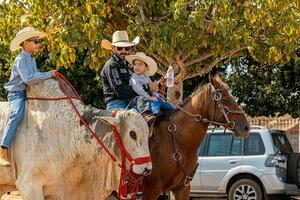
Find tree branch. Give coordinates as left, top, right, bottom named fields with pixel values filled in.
left=137, top=0, right=148, bottom=23
left=151, top=16, right=168, bottom=22
left=184, top=46, right=247, bottom=80
left=108, top=4, right=134, bottom=19
left=185, top=52, right=214, bottom=67
left=182, top=53, right=192, bottom=62
left=174, top=55, right=186, bottom=83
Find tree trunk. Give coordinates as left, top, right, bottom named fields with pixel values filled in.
left=166, top=80, right=183, bottom=106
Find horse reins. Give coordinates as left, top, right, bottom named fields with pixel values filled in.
left=27, top=73, right=151, bottom=200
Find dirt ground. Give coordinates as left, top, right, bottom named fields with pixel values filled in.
left=0, top=192, right=118, bottom=200
left=2, top=193, right=300, bottom=200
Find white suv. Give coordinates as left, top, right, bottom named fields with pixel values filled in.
left=190, top=126, right=300, bottom=200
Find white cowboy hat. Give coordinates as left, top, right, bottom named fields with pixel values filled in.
left=101, top=31, right=139, bottom=50
left=126, top=52, right=157, bottom=76
left=10, top=27, right=47, bottom=51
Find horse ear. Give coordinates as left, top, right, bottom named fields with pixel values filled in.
left=208, top=73, right=213, bottom=84
left=210, top=74, right=222, bottom=88
left=96, top=116, right=121, bottom=127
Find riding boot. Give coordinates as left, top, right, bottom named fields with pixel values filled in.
left=0, top=147, right=11, bottom=167
left=142, top=111, right=155, bottom=124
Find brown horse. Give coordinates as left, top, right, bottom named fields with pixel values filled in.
left=143, top=75, right=250, bottom=200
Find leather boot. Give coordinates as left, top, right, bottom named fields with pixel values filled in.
left=0, top=148, right=11, bottom=167
left=142, top=111, right=156, bottom=124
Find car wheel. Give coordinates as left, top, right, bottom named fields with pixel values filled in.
left=228, top=179, right=263, bottom=200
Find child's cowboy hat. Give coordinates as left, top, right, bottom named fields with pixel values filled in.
left=126, top=52, right=157, bottom=76
left=101, top=31, right=139, bottom=50
left=10, top=27, right=47, bottom=51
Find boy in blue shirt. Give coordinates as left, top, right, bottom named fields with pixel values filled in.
left=0, top=27, right=56, bottom=167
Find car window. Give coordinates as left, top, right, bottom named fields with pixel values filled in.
left=231, top=137, right=242, bottom=156
left=272, top=133, right=293, bottom=154
left=198, top=141, right=205, bottom=156
left=207, top=134, right=232, bottom=156
left=244, top=133, right=265, bottom=155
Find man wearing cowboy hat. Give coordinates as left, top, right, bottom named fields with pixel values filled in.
left=0, top=27, right=57, bottom=167
left=100, top=31, right=157, bottom=119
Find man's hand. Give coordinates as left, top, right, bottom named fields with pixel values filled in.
left=51, top=70, right=58, bottom=78
left=149, top=81, right=159, bottom=92
left=149, top=96, right=158, bottom=101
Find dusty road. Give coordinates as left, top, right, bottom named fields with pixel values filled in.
left=2, top=193, right=300, bottom=200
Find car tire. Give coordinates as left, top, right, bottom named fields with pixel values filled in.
left=287, top=153, right=300, bottom=188
left=228, top=179, right=263, bottom=200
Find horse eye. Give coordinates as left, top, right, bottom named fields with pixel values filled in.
left=130, top=131, right=137, bottom=140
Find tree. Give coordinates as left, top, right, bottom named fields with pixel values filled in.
left=226, top=55, right=300, bottom=118
left=1, top=0, right=300, bottom=105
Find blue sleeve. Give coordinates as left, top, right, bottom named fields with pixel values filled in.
left=16, top=58, right=52, bottom=85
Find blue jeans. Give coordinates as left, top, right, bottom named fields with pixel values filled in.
left=106, top=99, right=128, bottom=111
left=1, top=90, right=26, bottom=148
left=106, top=96, right=151, bottom=114
left=150, top=98, right=175, bottom=114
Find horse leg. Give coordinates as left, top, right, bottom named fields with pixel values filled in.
left=143, top=184, right=163, bottom=200
left=16, top=178, right=44, bottom=200
left=171, top=186, right=190, bottom=200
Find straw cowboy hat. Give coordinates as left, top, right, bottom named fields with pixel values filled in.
left=10, top=27, right=47, bottom=51
left=101, top=31, right=139, bottom=50
left=126, top=52, right=157, bottom=76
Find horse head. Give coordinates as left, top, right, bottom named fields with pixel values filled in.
left=191, top=75, right=250, bottom=137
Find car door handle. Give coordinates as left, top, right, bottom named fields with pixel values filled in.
left=229, top=160, right=238, bottom=164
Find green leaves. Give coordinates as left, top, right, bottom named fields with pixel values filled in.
left=1, top=0, right=300, bottom=107
left=227, top=56, right=300, bottom=118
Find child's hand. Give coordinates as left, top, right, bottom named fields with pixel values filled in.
left=51, top=70, right=57, bottom=78
left=149, top=96, right=158, bottom=101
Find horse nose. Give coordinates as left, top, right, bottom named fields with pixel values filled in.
left=242, top=124, right=250, bottom=137
left=244, top=124, right=250, bottom=132
left=143, top=167, right=152, bottom=176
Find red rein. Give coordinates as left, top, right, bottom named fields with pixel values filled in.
left=27, top=73, right=151, bottom=199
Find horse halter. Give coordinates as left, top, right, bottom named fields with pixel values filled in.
left=174, top=87, right=245, bottom=130
left=166, top=85, right=246, bottom=187
left=210, top=88, right=245, bottom=129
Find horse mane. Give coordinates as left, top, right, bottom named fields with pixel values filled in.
left=180, top=82, right=208, bottom=107
left=181, top=76, right=229, bottom=106
left=154, top=82, right=210, bottom=126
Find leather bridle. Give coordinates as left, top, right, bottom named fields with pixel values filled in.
left=162, top=85, right=245, bottom=130
left=163, top=84, right=245, bottom=187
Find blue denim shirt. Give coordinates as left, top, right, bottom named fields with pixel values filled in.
left=4, top=50, right=52, bottom=92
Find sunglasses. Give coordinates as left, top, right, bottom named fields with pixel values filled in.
left=26, top=38, right=42, bottom=44
left=116, top=46, right=131, bottom=51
